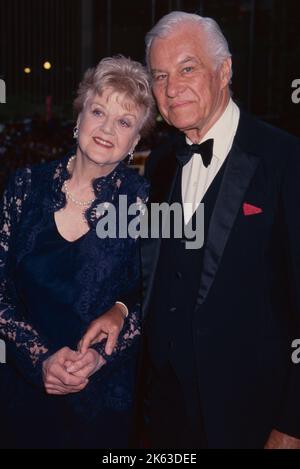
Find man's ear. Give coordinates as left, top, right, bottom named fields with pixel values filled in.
left=220, top=58, right=232, bottom=88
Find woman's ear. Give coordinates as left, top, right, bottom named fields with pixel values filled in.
left=132, top=134, right=141, bottom=152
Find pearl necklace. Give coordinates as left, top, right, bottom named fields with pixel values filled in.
left=63, top=155, right=96, bottom=207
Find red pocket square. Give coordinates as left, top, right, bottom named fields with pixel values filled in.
left=243, top=202, right=263, bottom=216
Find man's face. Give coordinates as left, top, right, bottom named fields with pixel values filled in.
left=149, top=23, right=231, bottom=141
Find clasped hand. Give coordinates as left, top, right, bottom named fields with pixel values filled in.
left=42, top=304, right=125, bottom=395
left=43, top=346, right=105, bottom=395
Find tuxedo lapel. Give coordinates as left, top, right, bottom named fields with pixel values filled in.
left=196, top=141, right=260, bottom=305
left=141, top=143, right=179, bottom=317
left=141, top=114, right=261, bottom=312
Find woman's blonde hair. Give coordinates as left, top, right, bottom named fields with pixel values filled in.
left=74, top=55, right=156, bottom=137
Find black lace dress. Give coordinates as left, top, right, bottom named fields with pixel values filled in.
left=0, top=154, right=148, bottom=448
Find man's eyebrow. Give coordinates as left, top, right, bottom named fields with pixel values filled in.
left=151, top=68, right=167, bottom=74
left=151, top=57, right=198, bottom=73
left=178, top=56, right=198, bottom=65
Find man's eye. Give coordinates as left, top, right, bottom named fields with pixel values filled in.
left=154, top=74, right=167, bottom=81
left=182, top=66, right=193, bottom=73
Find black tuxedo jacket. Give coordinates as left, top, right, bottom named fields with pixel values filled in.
left=140, top=109, right=300, bottom=448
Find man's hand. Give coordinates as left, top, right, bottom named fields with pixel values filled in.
left=64, top=348, right=106, bottom=378
left=43, top=347, right=89, bottom=395
left=78, top=304, right=126, bottom=355
left=264, top=429, right=300, bottom=449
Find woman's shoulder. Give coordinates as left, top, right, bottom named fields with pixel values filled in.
left=9, top=158, right=59, bottom=184
left=29, top=157, right=66, bottom=181
left=119, top=164, right=149, bottom=201
left=7, top=156, right=68, bottom=196
left=3, top=164, right=34, bottom=203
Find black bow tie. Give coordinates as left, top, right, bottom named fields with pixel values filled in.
left=176, top=138, right=214, bottom=168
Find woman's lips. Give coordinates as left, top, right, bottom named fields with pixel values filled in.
left=92, top=137, right=114, bottom=148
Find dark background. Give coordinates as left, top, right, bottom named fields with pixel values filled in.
left=0, top=0, right=299, bottom=185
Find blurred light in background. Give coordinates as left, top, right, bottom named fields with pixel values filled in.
left=43, top=61, right=51, bottom=70
left=24, top=67, right=31, bottom=74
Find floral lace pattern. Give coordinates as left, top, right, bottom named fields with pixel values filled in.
left=0, top=168, right=51, bottom=386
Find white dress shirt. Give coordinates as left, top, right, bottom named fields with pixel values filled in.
left=182, top=99, right=240, bottom=224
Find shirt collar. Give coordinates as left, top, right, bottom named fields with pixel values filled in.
left=186, top=98, right=240, bottom=163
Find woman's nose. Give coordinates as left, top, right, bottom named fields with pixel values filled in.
left=100, top=117, right=114, bottom=135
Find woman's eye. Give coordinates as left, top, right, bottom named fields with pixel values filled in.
left=92, top=109, right=103, bottom=117
left=119, top=119, right=131, bottom=128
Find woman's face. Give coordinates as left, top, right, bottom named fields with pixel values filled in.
left=77, top=87, right=144, bottom=167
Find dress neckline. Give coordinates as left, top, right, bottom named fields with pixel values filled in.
left=48, top=153, right=127, bottom=229
left=52, top=211, right=91, bottom=244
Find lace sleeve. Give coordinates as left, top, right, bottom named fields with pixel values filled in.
left=91, top=180, right=147, bottom=366
left=0, top=169, right=51, bottom=387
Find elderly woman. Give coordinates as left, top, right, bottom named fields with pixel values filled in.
left=0, top=56, right=155, bottom=448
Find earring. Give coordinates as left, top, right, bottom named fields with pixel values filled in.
left=128, top=151, right=134, bottom=164
left=73, top=126, right=79, bottom=139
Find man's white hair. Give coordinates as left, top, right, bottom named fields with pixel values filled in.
left=145, top=11, right=232, bottom=78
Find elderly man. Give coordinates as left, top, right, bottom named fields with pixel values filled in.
left=81, top=12, right=300, bottom=448
left=139, top=11, right=300, bottom=449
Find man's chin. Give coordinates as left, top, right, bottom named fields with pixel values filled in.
left=167, top=115, right=197, bottom=132
left=172, top=122, right=197, bottom=134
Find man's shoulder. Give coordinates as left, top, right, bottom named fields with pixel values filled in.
left=145, top=130, right=183, bottom=179
left=236, top=109, right=300, bottom=157
left=149, top=131, right=181, bottom=156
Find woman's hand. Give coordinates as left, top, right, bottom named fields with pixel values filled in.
left=43, top=346, right=89, bottom=395
left=78, top=304, right=126, bottom=355
left=64, top=349, right=106, bottom=378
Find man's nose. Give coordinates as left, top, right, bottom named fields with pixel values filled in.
left=166, top=75, right=184, bottom=98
